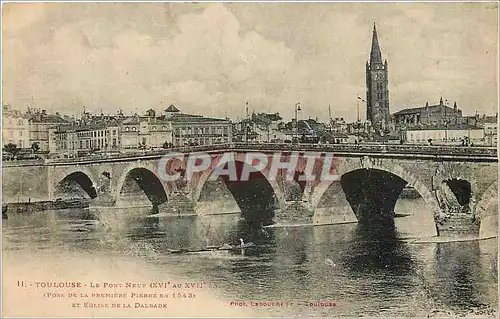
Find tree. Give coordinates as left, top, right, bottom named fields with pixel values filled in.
left=31, top=142, right=40, bottom=153
left=162, top=141, right=172, bottom=149
left=4, top=143, right=19, bottom=156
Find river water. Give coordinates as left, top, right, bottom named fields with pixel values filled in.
left=2, top=199, right=498, bottom=318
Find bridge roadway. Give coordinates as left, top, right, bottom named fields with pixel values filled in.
left=3, top=143, right=497, bottom=167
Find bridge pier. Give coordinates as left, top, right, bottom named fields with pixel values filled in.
left=158, top=193, right=196, bottom=215
left=273, top=201, right=314, bottom=226
left=312, top=206, right=358, bottom=226
left=89, top=192, right=116, bottom=207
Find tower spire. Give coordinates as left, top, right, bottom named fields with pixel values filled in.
left=370, top=22, right=383, bottom=64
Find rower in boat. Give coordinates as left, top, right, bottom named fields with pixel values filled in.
left=238, top=238, right=254, bottom=248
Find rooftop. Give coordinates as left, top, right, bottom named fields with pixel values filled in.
left=56, top=123, right=108, bottom=132
left=29, top=114, right=69, bottom=124
left=169, top=113, right=230, bottom=123
left=393, top=103, right=460, bottom=116
left=165, top=104, right=180, bottom=113
left=405, top=123, right=482, bottom=131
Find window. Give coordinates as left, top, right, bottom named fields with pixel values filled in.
left=125, top=127, right=129, bottom=132
left=162, top=126, right=166, bottom=130
left=132, top=127, right=136, bottom=132
left=113, top=130, right=117, bottom=135
left=152, top=126, right=156, bottom=131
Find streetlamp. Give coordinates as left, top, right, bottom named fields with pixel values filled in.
left=356, top=97, right=366, bottom=134
left=356, top=96, right=365, bottom=123
left=444, top=119, right=448, bottom=144
left=294, top=102, right=301, bottom=141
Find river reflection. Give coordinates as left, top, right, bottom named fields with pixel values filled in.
left=2, top=205, right=498, bottom=317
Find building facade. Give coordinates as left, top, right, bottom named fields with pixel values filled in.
left=28, top=110, right=68, bottom=152
left=393, top=98, right=463, bottom=128
left=366, top=24, right=390, bottom=131
left=165, top=105, right=232, bottom=147
left=2, top=105, right=30, bottom=149
left=468, top=114, right=497, bottom=147
left=119, top=116, right=173, bottom=151
left=403, top=125, right=485, bottom=145
left=171, top=115, right=232, bottom=146
left=483, top=121, right=497, bottom=147
left=51, top=123, right=114, bottom=157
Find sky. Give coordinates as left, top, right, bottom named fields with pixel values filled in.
left=2, top=2, right=498, bottom=122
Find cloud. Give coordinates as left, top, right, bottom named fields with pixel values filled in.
left=2, top=3, right=296, bottom=119
left=2, top=3, right=498, bottom=121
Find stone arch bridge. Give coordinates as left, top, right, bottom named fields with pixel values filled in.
left=2, top=143, right=497, bottom=237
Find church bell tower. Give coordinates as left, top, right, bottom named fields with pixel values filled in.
left=366, top=23, right=390, bottom=131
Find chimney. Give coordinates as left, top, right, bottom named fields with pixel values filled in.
left=453, top=102, right=457, bottom=111
left=41, top=109, right=47, bottom=115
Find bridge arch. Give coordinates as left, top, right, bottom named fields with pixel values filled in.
left=309, top=159, right=441, bottom=218
left=474, top=180, right=498, bottom=238
left=191, top=152, right=287, bottom=219
left=114, top=163, right=168, bottom=206
left=433, top=162, right=479, bottom=214
left=55, top=170, right=98, bottom=199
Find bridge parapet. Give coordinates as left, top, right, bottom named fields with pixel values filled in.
left=228, top=143, right=498, bottom=158
left=4, top=143, right=496, bottom=167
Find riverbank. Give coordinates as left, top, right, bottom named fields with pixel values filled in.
left=408, top=235, right=498, bottom=244
left=3, top=199, right=89, bottom=215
